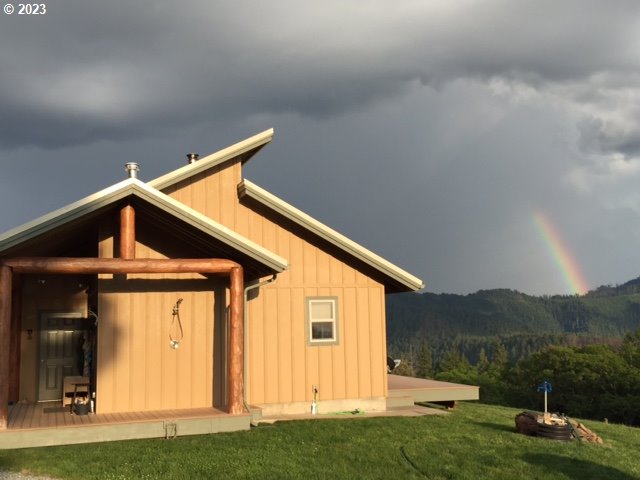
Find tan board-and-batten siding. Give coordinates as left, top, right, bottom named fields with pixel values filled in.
left=161, top=160, right=388, bottom=409
left=95, top=226, right=219, bottom=414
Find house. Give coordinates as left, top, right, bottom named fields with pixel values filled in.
left=0, top=129, right=476, bottom=447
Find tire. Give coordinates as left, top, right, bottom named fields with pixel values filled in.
left=515, top=413, right=539, bottom=436
left=537, top=423, right=572, bottom=441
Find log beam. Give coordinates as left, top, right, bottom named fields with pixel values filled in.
left=228, top=266, right=244, bottom=415
left=3, top=257, right=240, bottom=275
left=0, top=265, right=13, bottom=430
left=119, top=205, right=135, bottom=260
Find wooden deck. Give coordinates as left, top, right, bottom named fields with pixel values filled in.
left=1, top=402, right=250, bottom=449
left=387, top=374, right=479, bottom=408
left=1, top=376, right=478, bottom=449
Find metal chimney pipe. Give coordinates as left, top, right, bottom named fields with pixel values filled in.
left=186, top=153, right=199, bottom=164
left=125, top=162, right=140, bottom=179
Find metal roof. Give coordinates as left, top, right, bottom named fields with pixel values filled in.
left=149, top=128, right=274, bottom=190
left=0, top=178, right=288, bottom=273
left=2, top=128, right=423, bottom=290
left=237, top=180, right=424, bottom=292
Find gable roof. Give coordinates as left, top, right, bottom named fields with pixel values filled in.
left=0, top=178, right=288, bottom=273
left=149, top=128, right=274, bottom=191
left=238, top=180, right=424, bottom=292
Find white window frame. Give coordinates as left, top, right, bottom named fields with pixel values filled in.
left=306, top=296, right=339, bottom=346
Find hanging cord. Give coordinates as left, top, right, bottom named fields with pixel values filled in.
left=169, top=298, right=184, bottom=349
left=88, top=309, right=98, bottom=327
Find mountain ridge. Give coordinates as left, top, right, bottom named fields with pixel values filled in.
left=386, top=276, right=640, bottom=365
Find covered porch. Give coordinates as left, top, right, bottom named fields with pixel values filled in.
left=0, top=181, right=288, bottom=434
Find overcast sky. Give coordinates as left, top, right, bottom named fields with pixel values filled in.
left=1, top=1, right=640, bottom=296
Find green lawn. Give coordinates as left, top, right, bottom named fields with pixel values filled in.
left=1, top=403, right=639, bottom=479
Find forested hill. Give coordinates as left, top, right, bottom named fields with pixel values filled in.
left=386, top=278, right=640, bottom=366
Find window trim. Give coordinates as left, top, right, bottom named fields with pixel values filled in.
left=305, top=296, right=339, bottom=346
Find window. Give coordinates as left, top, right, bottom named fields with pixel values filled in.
left=306, top=297, right=339, bottom=345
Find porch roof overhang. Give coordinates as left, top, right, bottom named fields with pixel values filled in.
left=0, top=178, right=288, bottom=276
left=237, top=180, right=424, bottom=293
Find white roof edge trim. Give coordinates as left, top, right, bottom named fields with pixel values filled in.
left=239, top=180, right=424, bottom=291
left=149, top=128, right=275, bottom=191
left=0, top=178, right=139, bottom=252
left=131, top=181, right=288, bottom=272
left=0, top=178, right=288, bottom=273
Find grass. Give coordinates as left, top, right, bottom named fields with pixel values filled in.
left=1, top=403, right=639, bottom=479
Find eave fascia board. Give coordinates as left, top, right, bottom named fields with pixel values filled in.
left=0, top=178, right=140, bottom=254
left=132, top=181, right=288, bottom=273
left=238, top=180, right=424, bottom=291
left=149, top=128, right=275, bottom=191
left=0, top=179, right=288, bottom=273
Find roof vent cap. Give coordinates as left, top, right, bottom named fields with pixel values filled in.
left=186, top=153, right=199, bottom=164
left=125, top=162, right=140, bottom=179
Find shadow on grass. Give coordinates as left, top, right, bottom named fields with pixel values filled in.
left=471, top=421, right=515, bottom=434
left=415, top=402, right=451, bottom=412
left=523, top=453, right=635, bottom=480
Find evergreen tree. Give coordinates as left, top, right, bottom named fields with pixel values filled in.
left=393, top=360, right=415, bottom=377
left=417, top=340, right=433, bottom=378
left=439, top=346, right=471, bottom=373
left=477, top=347, right=490, bottom=373
left=621, top=328, right=640, bottom=368
left=489, top=340, right=508, bottom=377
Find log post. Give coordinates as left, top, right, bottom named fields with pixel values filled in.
left=0, top=265, right=13, bottom=430
left=9, top=274, right=22, bottom=403
left=227, top=266, right=244, bottom=414
left=119, top=205, right=135, bottom=260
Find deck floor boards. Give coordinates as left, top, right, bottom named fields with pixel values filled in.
left=7, top=402, right=229, bottom=431
left=2, top=403, right=249, bottom=449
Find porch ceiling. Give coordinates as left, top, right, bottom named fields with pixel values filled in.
left=0, top=212, right=104, bottom=258
left=133, top=200, right=279, bottom=279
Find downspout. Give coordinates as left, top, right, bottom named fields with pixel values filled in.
left=243, top=274, right=277, bottom=412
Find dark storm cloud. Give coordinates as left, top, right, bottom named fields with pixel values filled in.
left=2, top=1, right=640, bottom=295
left=2, top=1, right=639, bottom=152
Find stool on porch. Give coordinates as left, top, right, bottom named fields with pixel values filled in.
left=63, top=376, right=90, bottom=412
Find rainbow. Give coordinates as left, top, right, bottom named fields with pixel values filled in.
left=532, top=211, right=589, bottom=295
